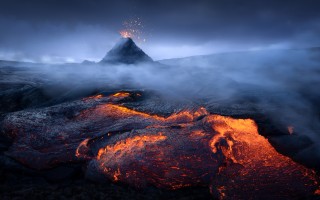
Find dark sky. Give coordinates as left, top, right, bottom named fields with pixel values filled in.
left=0, top=0, right=320, bottom=63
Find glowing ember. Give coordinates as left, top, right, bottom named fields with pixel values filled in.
left=111, top=92, right=130, bottom=98
left=288, top=125, right=294, bottom=134
left=119, top=17, right=147, bottom=43
left=82, top=94, right=104, bottom=101
left=97, top=133, right=167, bottom=160
left=75, top=138, right=91, bottom=159
left=119, top=30, right=133, bottom=39
left=82, top=92, right=131, bottom=103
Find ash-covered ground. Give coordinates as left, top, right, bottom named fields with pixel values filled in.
left=0, top=44, right=320, bottom=199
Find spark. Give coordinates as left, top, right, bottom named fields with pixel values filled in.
left=119, top=17, right=147, bottom=43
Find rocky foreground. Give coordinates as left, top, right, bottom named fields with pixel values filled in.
left=1, top=48, right=320, bottom=199
left=0, top=88, right=319, bottom=199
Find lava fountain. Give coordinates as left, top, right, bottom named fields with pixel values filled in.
left=119, top=17, right=147, bottom=43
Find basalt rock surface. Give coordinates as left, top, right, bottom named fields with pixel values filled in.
left=1, top=90, right=319, bottom=199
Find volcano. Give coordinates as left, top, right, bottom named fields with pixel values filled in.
left=100, top=37, right=153, bottom=64
left=1, top=46, right=320, bottom=199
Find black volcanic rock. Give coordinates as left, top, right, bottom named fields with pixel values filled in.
left=100, top=37, right=153, bottom=64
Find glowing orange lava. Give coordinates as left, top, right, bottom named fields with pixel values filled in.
left=82, top=94, right=103, bottom=102
left=120, top=30, right=133, bottom=38
left=97, top=133, right=167, bottom=160
left=75, top=138, right=91, bottom=159
left=4, top=89, right=318, bottom=198
left=82, top=92, right=130, bottom=103
left=109, top=92, right=131, bottom=100
left=80, top=104, right=319, bottom=198
left=207, top=115, right=318, bottom=198
left=111, top=92, right=130, bottom=97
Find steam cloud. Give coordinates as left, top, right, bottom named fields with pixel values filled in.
left=3, top=48, right=320, bottom=167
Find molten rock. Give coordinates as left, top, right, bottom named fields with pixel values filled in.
left=2, top=91, right=319, bottom=199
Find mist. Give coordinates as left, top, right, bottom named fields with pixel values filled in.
left=8, top=48, right=318, bottom=144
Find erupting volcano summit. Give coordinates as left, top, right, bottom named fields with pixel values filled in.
left=100, top=37, right=153, bottom=64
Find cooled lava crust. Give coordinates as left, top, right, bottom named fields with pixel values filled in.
left=2, top=91, right=319, bottom=199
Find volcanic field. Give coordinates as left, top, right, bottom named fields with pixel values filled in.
left=0, top=38, right=319, bottom=199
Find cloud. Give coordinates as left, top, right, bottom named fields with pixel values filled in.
left=0, top=0, right=319, bottom=61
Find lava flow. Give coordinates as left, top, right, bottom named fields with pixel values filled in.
left=2, top=91, right=319, bottom=199
left=81, top=102, right=319, bottom=199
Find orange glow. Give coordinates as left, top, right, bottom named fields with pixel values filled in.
left=166, top=107, right=208, bottom=123
left=97, top=104, right=166, bottom=121
left=113, top=168, right=121, bottom=181
left=288, top=126, right=294, bottom=134
left=82, top=94, right=103, bottom=101
left=207, top=114, right=294, bottom=165
left=112, top=92, right=130, bottom=97
left=83, top=104, right=318, bottom=195
left=97, top=133, right=167, bottom=160
left=189, top=130, right=206, bottom=138
left=94, top=94, right=103, bottom=99
left=119, top=17, right=147, bottom=43
left=110, top=92, right=131, bottom=99
left=120, top=30, right=133, bottom=38
left=77, top=103, right=209, bottom=125
left=207, top=115, right=318, bottom=198
left=75, top=138, right=91, bottom=159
